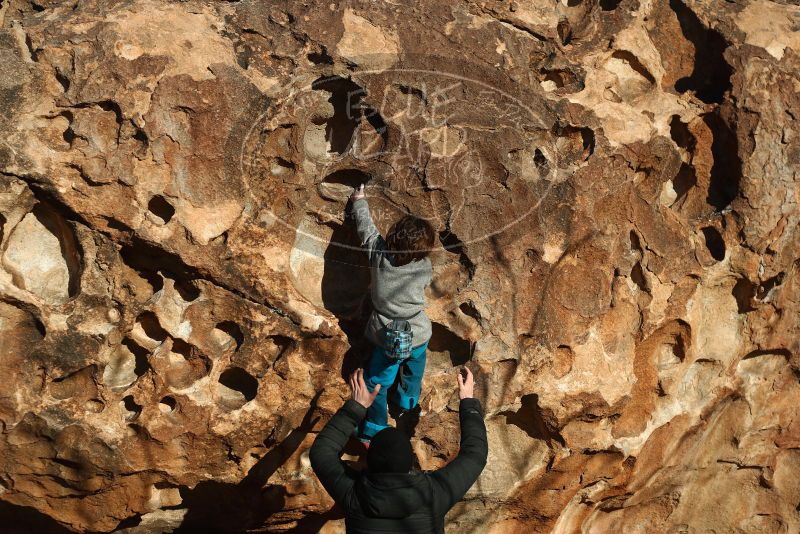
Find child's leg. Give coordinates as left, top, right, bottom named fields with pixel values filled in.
left=359, top=344, right=402, bottom=440
left=393, top=342, right=429, bottom=410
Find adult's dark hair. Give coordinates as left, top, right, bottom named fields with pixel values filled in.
left=385, top=215, right=435, bottom=266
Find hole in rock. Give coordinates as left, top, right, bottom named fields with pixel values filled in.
left=4, top=204, right=83, bottom=303
left=428, top=323, right=471, bottom=368
left=0, top=213, right=5, bottom=243
left=362, top=103, right=388, bottom=142
left=23, top=32, right=39, bottom=62
left=234, top=42, right=253, bottom=70
left=542, top=70, right=565, bottom=88
left=264, top=336, right=295, bottom=379
left=439, top=229, right=475, bottom=276
left=266, top=335, right=293, bottom=361
left=672, top=163, right=697, bottom=204
left=120, top=246, right=164, bottom=294
left=171, top=339, right=196, bottom=359
left=121, top=395, right=142, bottom=420
left=34, top=205, right=83, bottom=299
left=629, top=230, right=642, bottom=254
left=742, top=348, right=792, bottom=360
left=214, top=321, right=244, bottom=351
left=120, top=237, right=206, bottom=288
left=578, top=127, right=595, bottom=156
left=58, top=110, right=76, bottom=145
left=541, top=68, right=584, bottom=93
left=52, top=457, right=82, bottom=471
left=33, top=316, right=46, bottom=338
left=147, top=195, right=175, bottom=225
left=610, top=50, right=656, bottom=84
left=122, top=338, right=151, bottom=377
left=757, top=272, right=786, bottom=300
left=312, top=75, right=366, bottom=154
left=323, top=168, right=371, bottom=189
left=62, top=125, right=76, bottom=145
left=701, top=226, right=725, bottom=261
left=137, top=312, right=169, bottom=343
left=174, top=279, right=200, bottom=301
left=600, top=0, right=623, bottom=9
left=55, top=69, right=71, bottom=93
left=459, top=301, right=481, bottom=322
left=654, top=319, right=691, bottom=365
left=159, top=396, right=177, bottom=413
left=669, top=115, right=695, bottom=152
left=631, top=262, right=649, bottom=292
left=104, top=340, right=147, bottom=390
left=557, top=19, right=572, bottom=45
left=533, top=149, right=549, bottom=177
left=97, top=100, right=123, bottom=125
left=504, top=394, right=565, bottom=445
left=704, top=111, right=741, bottom=211
left=178, top=339, right=209, bottom=364
left=141, top=270, right=164, bottom=294
left=553, top=124, right=595, bottom=164
left=132, top=125, right=148, bottom=145
left=218, top=367, right=258, bottom=402
left=319, top=169, right=372, bottom=203
left=732, top=277, right=756, bottom=313
left=166, top=339, right=210, bottom=387
left=671, top=0, right=733, bottom=104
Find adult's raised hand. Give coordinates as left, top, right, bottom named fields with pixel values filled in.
left=457, top=366, right=474, bottom=400
left=350, top=368, right=381, bottom=408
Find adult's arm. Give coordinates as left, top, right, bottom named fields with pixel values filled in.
left=309, top=399, right=366, bottom=504
left=350, top=197, right=384, bottom=262
left=429, top=397, right=488, bottom=512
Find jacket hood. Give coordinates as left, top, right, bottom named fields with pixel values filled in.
left=354, top=472, right=431, bottom=519
left=379, top=254, right=431, bottom=273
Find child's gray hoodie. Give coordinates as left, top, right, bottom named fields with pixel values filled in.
left=351, top=198, right=432, bottom=348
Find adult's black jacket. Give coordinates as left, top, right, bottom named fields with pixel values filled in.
left=309, top=398, right=488, bottom=533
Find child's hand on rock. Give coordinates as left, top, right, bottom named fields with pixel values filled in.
left=350, top=183, right=366, bottom=202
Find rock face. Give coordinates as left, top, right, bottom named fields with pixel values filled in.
left=0, top=0, right=798, bottom=532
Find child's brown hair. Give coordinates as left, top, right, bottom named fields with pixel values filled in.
left=386, top=215, right=436, bottom=266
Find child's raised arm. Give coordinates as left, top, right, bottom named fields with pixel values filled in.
left=349, top=185, right=384, bottom=261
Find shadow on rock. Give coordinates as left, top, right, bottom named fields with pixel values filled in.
left=320, top=208, right=373, bottom=380
left=174, top=401, right=320, bottom=533
left=0, top=500, right=73, bottom=534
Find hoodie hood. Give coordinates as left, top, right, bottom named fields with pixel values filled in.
left=354, top=472, right=431, bottom=519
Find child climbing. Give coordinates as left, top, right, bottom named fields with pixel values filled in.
left=348, top=183, right=436, bottom=443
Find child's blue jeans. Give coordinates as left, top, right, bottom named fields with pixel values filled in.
left=358, top=342, right=428, bottom=440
